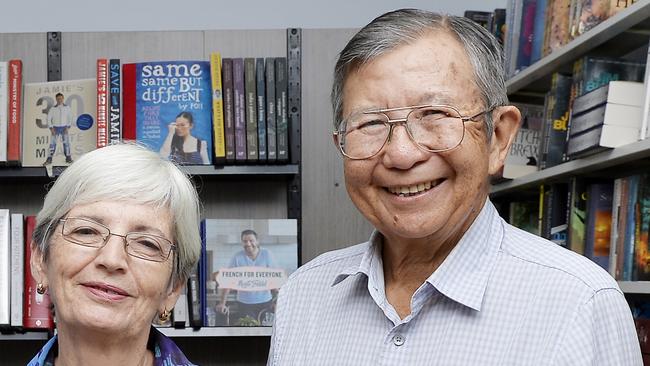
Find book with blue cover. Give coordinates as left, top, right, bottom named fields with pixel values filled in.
left=122, top=61, right=213, bottom=165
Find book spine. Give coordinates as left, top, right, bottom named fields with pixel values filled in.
left=516, top=0, right=537, bottom=71
left=109, top=59, right=121, bottom=144
left=23, top=216, right=53, bottom=329
left=121, top=63, right=137, bottom=141
left=10, top=213, right=23, bottom=328
left=7, top=60, right=22, bottom=163
left=634, top=173, right=650, bottom=280
left=244, top=58, right=258, bottom=162
left=256, top=58, right=267, bottom=162
left=0, top=62, right=7, bottom=163
left=186, top=264, right=202, bottom=328
left=623, top=175, right=639, bottom=280
left=0, top=210, right=9, bottom=326
left=641, top=38, right=650, bottom=139
left=210, top=52, right=226, bottom=164
left=615, top=177, right=629, bottom=280
left=96, top=59, right=109, bottom=148
left=222, top=59, right=236, bottom=163
left=173, top=291, right=188, bottom=329
left=275, top=57, right=289, bottom=162
left=265, top=58, right=277, bottom=162
left=199, top=220, right=207, bottom=326
left=233, top=58, right=247, bottom=162
left=609, top=178, right=622, bottom=277
left=530, top=0, right=547, bottom=63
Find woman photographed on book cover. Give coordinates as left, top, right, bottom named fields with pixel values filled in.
left=27, top=143, right=200, bottom=366
left=159, top=111, right=210, bottom=165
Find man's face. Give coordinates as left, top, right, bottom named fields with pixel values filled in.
left=55, top=95, right=64, bottom=105
left=340, top=31, right=504, bottom=246
left=241, top=234, right=259, bottom=257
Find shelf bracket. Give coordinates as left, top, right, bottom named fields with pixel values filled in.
left=47, top=32, right=62, bottom=81
left=287, top=28, right=302, bottom=263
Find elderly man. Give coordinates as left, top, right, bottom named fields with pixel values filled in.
left=268, top=9, right=641, bottom=365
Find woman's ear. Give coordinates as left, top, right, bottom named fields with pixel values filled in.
left=488, top=105, right=521, bottom=176
left=161, top=279, right=184, bottom=314
left=31, top=240, right=49, bottom=288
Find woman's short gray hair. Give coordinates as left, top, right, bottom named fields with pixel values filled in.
left=331, top=8, right=508, bottom=138
left=32, top=143, right=201, bottom=285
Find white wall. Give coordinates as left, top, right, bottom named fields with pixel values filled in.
left=2, top=0, right=506, bottom=33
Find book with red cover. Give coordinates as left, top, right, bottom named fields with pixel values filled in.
left=6, top=60, right=21, bottom=163
left=23, top=216, right=54, bottom=330
left=96, top=59, right=109, bottom=148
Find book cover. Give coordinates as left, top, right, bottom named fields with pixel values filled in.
left=463, top=10, right=493, bottom=29
left=244, top=58, right=258, bottom=162
left=10, top=213, right=23, bottom=328
left=577, top=0, right=611, bottom=35
left=0, top=62, right=7, bottom=162
left=516, top=0, right=538, bottom=71
left=7, top=59, right=22, bottom=163
left=222, top=58, right=235, bottom=163
left=548, top=0, right=572, bottom=53
left=624, top=175, right=640, bottom=280
left=635, top=174, right=650, bottom=280
left=96, top=58, right=109, bottom=148
left=609, top=178, right=622, bottom=277
left=584, top=182, right=614, bottom=270
left=204, top=219, right=297, bottom=326
left=108, top=59, right=121, bottom=144
left=576, top=57, right=645, bottom=96
left=265, top=58, right=277, bottom=162
left=186, top=257, right=202, bottom=328
left=531, top=0, right=548, bottom=63
left=23, top=216, right=54, bottom=330
left=22, top=78, right=97, bottom=167
left=501, top=102, right=544, bottom=179
left=541, top=73, right=572, bottom=169
left=509, top=199, right=539, bottom=235
left=210, top=52, right=226, bottom=165
left=122, top=61, right=213, bottom=165
left=275, top=58, right=289, bottom=163
left=568, top=177, right=588, bottom=255
left=256, top=58, right=267, bottom=162
left=0, top=209, right=9, bottom=326
left=233, top=58, right=247, bottom=162
left=615, top=176, right=630, bottom=279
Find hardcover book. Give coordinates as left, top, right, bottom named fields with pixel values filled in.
left=275, top=58, right=289, bottom=162
left=0, top=209, right=9, bottom=326
left=222, top=58, right=236, bottom=163
left=634, top=174, right=650, bottom=280
left=10, top=213, right=23, bottom=328
left=123, top=61, right=213, bottom=165
left=0, top=62, right=7, bottom=162
left=244, top=58, right=258, bottom=162
left=7, top=59, right=22, bottom=163
left=540, top=73, right=572, bottom=169
left=577, top=0, right=611, bottom=35
left=210, top=52, right=226, bottom=164
left=584, top=182, right=614, bottom=270
left=96, top=59, right=109, bottom=148
left=23, top=216, right=54, bottom=330
left=256, top=58, right=267, bottom=162
left=500, top=103, right=544, bottom=179
left=22, top=78, right=97, bottom=167
left=232, top=58, right=247, bottom=162
left=265, top=58, right=277, bottom=161
left=203, top=219, right=298, bottom=326
left=108, top=59, right=121, bottom=144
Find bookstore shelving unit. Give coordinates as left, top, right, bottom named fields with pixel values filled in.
left=491, top=0, right=650, bottom=294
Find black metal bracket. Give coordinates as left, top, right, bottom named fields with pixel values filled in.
left=287, top=28, right=302, bottom=264
left=47, top=32, right=62, bottom=81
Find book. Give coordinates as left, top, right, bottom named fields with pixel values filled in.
left=635, top=174, right=650, bottom=280
left=609, top=178, right=622, bottom=277
left=23, top=216, right=54, bottom=330
left=615, top=176, right=630, bottom=279
left=22, top=78, right=97, bottom=167
left=577, top=0, right=611, bottom=36
left=516, top=0, right=538, bottom=71
left=222, top=58, right=236, bottom=163
left=203, top=218, right=298, bottom=326
left=0, top=62, right=7, bottom=163
left=530, top=0, right=548, bottom=63
left=491, top=8, right=507, bottom=45
left=540, top=73, right=572, bottom=169
left=584, top=182, right=613, bottom=270
left=547, top=0, right=572, bottom=53
left=96, top=58, right=109, bottom=148
left=0, top=209, right=9, bottom=327
left=210, top=52, right=226, bottom=165
left=233, top=58, right=247, bottom=162
left=10, top=213, right=23, bottom=328
left=108, top=59, right=121, bottom=144
left=568, top=177, right=589, bottom=255
left=509, top=199, right=540, bottom=235
left=244, top=58, right=258, bottom=162
left=265, top=58, right=277, bottom=162
left=256, top=58, right=267, bottom=162
left=186, top=259, right=202, bottom=328
left=463, top=10, right=493, bottom=28
left=640, top=38, right=650, bottom=139
left=275, top=58, right=289, bottom=162
left=500, top=103, right=544, bottom=179
left=122, top=61, right=213, bottom=165
left=7, top=59, right=22, bottom=163
left=623, top=175, right=640, bottom=280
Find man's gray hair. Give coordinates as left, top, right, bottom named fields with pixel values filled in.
left=32, top=142, right=201, bottom=286
left=331, top=9, right=508, bottom=138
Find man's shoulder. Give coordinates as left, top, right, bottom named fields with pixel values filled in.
left=501, top=223, right=619, bottom=293
left=288, top=242, right=369, bottom=282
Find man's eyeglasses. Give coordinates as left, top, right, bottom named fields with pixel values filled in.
left=333, top=104, right=493, bottom=160
left=59, top=217, right=176, bottom=262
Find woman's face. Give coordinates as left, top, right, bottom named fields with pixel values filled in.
left=33, top=200, right=182, bottom=337
left=175, top=116, right=192, bottom=137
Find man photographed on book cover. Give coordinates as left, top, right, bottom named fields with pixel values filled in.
left=44, top=92, right=74, bottom=165
left=267, top=9, right=642, bottom=365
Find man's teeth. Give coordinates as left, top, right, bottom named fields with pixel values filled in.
left=389, top=181, right=436, bottom=196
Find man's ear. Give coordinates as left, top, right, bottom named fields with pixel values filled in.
left=488, top=105, right=522, bottom=175
left=31, top=241, right=48, bottom=288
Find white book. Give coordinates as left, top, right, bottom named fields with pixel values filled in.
left=0, top=209, right=10, bottom=326
left=640, top=38, right=650, bottom=139
left=10, top=213, right=23, bottom=327
left=0, top=62, right=8, bottom=162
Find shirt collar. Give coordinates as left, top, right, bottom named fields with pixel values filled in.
left=331, top=199, right=503, bottom=312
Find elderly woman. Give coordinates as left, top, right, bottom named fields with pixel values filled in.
left=27, top=143, right=201, bottom=366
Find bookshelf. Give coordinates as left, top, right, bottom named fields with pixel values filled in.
left=493, top=0, right=650, bottom=302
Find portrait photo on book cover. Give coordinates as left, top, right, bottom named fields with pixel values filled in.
left=204, top=219, right=298, bottom=327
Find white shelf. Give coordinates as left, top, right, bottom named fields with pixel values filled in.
left=0, top=332, right=49, bottom=340
left=618, top=281, right=650, bottom=294
left=158, top=326, right=272, bottom=337
left=491, top=138, right=650, bottom=196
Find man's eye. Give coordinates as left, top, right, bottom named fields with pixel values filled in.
left=357, top=120, right=385, bottom=129
left=71, top=227, right=100, bottom=236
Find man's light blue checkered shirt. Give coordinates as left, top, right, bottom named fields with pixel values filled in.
left=268, top=200, right=642, bottom=365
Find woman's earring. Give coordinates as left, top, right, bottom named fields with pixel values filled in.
left=36, top=283, right=46, bottom=295
left=159, top=309, right=171, bottom=322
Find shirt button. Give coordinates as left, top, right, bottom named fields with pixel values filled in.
left=393, top=334, right=405, bottom=346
